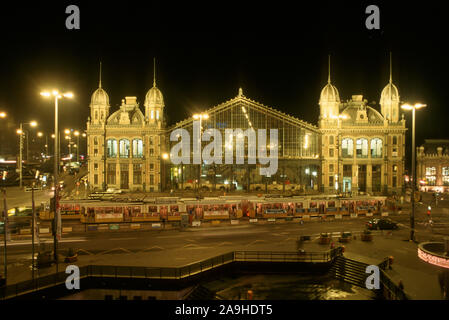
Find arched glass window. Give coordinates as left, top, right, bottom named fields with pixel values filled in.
left=356, top=138, right=368, bottom=158
left=132, top=139, right=143, bottom=158
left=150, top=110, right=154, bottom=120
left=370, top=138, right=382, bottom=158
left=156, top=110, right=160, bottom=120
left=342, top=138, right=353, bottom=158
left=392, top=136, right=397, bottom=145
left=119, top=139, right=130, bottom=158
left=107, top=139, right=117, bottom=158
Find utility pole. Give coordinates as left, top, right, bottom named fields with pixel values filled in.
left=31, top=183, right=35, bottom=282
left=2, top=189, right=8, bottom=286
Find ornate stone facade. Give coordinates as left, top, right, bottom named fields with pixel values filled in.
left=318, top=57, right=407, bottom=195
left=417, top=140, right=449, bottom=192
left=86, top=64, right=166, bottom=191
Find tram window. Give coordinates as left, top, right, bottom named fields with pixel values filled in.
left=114, top=207, right=122, bottom=213
left=96, top=207, right=105, bottom=214
left=170, top=205, right=179, bottom=213
left=310, top=202, right=317, bottom=208
left=148, top=206, right=157, bottom=213
left=133, top=206, right=141, bottom=215
left=328, top=201, right=335, bottom=208
left=296, top=202, right=303, bottom=208
left=104, top=207, right=113, bottom=214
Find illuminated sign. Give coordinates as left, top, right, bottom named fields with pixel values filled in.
left=418, top=248, right=449, bottom=269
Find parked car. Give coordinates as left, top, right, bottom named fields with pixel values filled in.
left=366, top=218, right=398, bottom=230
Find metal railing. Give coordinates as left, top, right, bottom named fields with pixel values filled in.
left=0, top=248, right=342, bottom=300
left=378, top=257, right=409, bottom=300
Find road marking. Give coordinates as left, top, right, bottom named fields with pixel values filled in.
left=246, top=240, right=267, bottom=246
left=0, top=238, right=87, bottom=247
left=142, top=246, right=165, bottom=251
left=217, top=242, right=234, bottom=246
left=99, top=247, right=133, bottom=255
left=109, top=238, right=137, bottom=240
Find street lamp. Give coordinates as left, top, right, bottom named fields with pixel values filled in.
left=192, top=113, right=208, bottom=191
left=17, top=121, right=38, bottom=188
left=0, top=112, right=6, bottom=118
left=401, top=102, right=427, bottom=242
left=40, top=89, right=73, bottom=264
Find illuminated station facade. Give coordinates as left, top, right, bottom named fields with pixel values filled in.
left=86, top=58, right=406, bottom=195
left=318, top=60, right=407, bottom=194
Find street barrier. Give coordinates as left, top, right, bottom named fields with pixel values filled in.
left=335, top=214, right=342, bottom=219
left=0, top=247, right=345, bottom=300
left=20, top=228, right=31, bottom=235
left=62, top=227, right=72, bottom=233
left=249, top=219, right=258, bottom=223
left=381, top=212, right=389, bottom=217
left=350, top=214, right=358, bottom=218
left=39, top=228, right=50, bottom=234
left=230, top=220, right=239, bottom=225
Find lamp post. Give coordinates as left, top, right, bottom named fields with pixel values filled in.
left=193, top=113, right=209, bottom=192
left=401, top=103, right=427, bottom=242
left=40, top=90, right=73, bottom=263
left=17, top=121, right=37, bottom=189
left=74, top=130, right=80, bottom=163
left=162, top=152, right=170, bottom=191
left=330, top=114, right=348, bottom=194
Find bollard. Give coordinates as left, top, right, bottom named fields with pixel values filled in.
left=247, top=290, right=253, bottom=300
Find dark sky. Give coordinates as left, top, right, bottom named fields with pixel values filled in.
left=0, top=1, right=448, bottom=164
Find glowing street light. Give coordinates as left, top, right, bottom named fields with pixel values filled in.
left=17, top=121, right=38, bottom=188
left=0, top=112, right=6, bottom=118
left=40, top=88, right=73, bottom=263
left=192, top=113, right=209, bottom=191
left=401, top=102, right=427, bottom=241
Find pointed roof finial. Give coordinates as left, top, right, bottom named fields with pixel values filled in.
left=389, top=52, right=392, bottom=84
left=238, top=87, right=243, bottom=97
left=153, top=57, right=156, bottom=87
left=99, top=61, right=102, bottom=88
left=328, top=54, right=331, bottom=84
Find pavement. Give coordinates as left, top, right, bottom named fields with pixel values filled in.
left=1, top=190, right=449, bottom=299
left=1, top=217, right=446, bottom=300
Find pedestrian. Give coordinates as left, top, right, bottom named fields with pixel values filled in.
left=398, top=280, right=404, bottom=291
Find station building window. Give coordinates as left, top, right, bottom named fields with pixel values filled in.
left=370, top=138, right=382, bottom=158
left=119, top=139, right=130, bottom=158
left=107, top=139, right=117, bottom=158
left=426, top=167, right=436, bottom=186
left=342, top=138, right=353, bottom=158
left=443, top=167, right=449, bottom=186
left=132, top=139, right=143, bottom=158
left=356, top=138, right=368, bottom=158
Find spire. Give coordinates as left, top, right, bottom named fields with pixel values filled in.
left=389, top=52, right=392, bottom=84
left=328, top=54, right=331, bottom=84
left=153, top=57, right=156, bottom=87
left=99, top=61, right=102, bottom=88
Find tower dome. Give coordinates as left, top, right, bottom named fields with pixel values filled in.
left=320, top=82, right=340, bottom=103
left=144, top=86, right=164, bottom=107
left=91, top=87, right=110, bottom=106
left=380, top=82, right=399, bottom=104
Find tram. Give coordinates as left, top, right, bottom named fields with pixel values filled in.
left=38, top=195, right=387, bottom=223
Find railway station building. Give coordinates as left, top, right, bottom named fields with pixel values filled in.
left=86, top=57, right=407, bottom=195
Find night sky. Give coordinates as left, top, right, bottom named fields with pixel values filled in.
left=0, top=1, right=448, bottom=167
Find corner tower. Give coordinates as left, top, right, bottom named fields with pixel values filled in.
left=144, top=58, right=165, bottom=128
left=319, top=55, right=341, bottom=120
left=89, top=62, right=110, bottom=124
left=380, top=53, right=400, bottom=122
